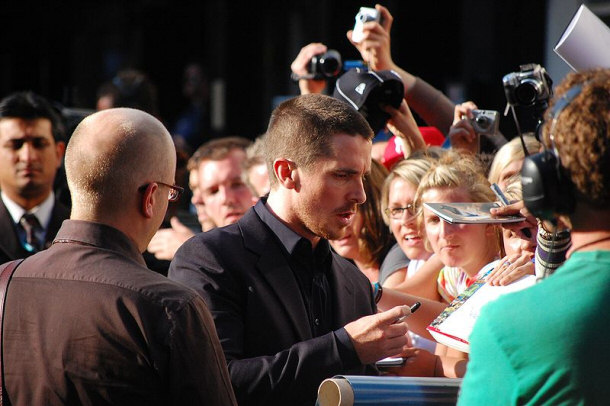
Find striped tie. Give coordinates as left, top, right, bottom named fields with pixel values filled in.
left=20, top=213, right=42, bottom=253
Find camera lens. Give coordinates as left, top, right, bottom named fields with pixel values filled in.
left=516, top=79, right=542, bottom=105
left=475, top=116, right=490, bottom=129
left=318, top=50, right=342, bottom=78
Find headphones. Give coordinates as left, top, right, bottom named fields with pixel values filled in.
left=521, top=83, right=584, bottom=222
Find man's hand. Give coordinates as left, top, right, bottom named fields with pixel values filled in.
left=290, top=43, right=328, bottom=95
left=344, top=305, right=411, bottom=365
left=490, top=200, right=538, bottom=237
left=147, top=216, right=195, bottom=260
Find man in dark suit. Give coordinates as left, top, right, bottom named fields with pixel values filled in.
left=3, top=107, right=237, bottom=405
left=0, top=92, right=69, bottom=263
left=170, top=94, right=412, bottom=405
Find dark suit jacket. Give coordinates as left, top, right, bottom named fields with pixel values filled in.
left=169, top=203, right=377, bottom=406
left=0, top=197, right=69, bottom=263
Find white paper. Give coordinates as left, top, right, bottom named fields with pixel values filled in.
left=436, top=275, right=536, bottom=351
left=554, top=4, right=610, bottom=71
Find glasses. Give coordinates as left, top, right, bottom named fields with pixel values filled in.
left=139, top=181, right=184, bottom=202
left=384, top=204, right=417, bottom=220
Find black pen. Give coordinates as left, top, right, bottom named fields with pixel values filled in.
left=395, top=302, right=421, bottom=323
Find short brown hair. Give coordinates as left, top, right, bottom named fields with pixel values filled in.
left=264, top=94, right=374, bottom=188
left=541, top=68, right=610, bottom=207
left=187, top=136, right=252, bottom=171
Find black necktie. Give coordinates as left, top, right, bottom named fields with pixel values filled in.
left=20, top=213, right=42, bottom=253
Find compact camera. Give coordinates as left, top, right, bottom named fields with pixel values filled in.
left=307, top=49, right=343, bottom=80
left=470, top=109, right=500, bottom=136
left=502, top=63, right=552, bottom=107
left=351, top=7, right=381, bottom=43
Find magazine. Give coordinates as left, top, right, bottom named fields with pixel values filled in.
left=424, top=202, right=525, bottom=224
left=427, top=271, right=536, bottom=353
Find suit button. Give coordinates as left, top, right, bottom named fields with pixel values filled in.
left=314, top=318, right=320, bottom=326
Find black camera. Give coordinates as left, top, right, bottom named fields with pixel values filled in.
left=502, top=63, right=553, bottom=136
left=307, top=50, right=343, bottom=80
left=503, top=63, right=552, bottom=107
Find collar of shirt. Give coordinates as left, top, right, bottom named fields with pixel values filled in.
left=1, top=190, right=55, bottom=230
left=253, top=198, right=332, bottom=270
left=254, top=197, right=307, bottom=256
left=53, top=220, right=147, bottom=266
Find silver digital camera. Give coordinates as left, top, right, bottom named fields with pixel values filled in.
left=470, top=109, right=499, bottom=136
left=352, top=7, right=381, bottom=43
left=502, top=63, right=552, bottom=107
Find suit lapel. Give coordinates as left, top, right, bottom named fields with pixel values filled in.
left=239, top=209, right=312, bottom=340
left=0, top=198, right=28, bottom=260
left=330, top=256, right=359, bottom=326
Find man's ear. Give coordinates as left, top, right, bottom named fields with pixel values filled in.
left=140, top=183, right=158, bottom=218
left=55, top=141, right=66, bottom=169
left=273, top=159, right=299, bottom=190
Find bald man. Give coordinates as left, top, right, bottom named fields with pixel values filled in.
left=1, top=108, right=236, bottom=405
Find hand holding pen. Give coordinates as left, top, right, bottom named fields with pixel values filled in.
left=490, top=183, right=536, bottom=239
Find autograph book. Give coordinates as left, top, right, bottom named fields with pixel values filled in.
left=424, top=202, right=524, bottom=224
left=427, top=271, right=536, bottom=353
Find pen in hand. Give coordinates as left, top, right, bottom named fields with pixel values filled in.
left=394, top=302, right=421, bottom=324
left=490, top=183, right=532, bottom=239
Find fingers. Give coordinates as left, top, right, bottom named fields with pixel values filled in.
left=376, top=305, right=411, bottom=325
left=453, top=101, right=478, bottom=123
left=375, top=4, right=393, bottom=32
left=291, top=43, right=327, bottom=76
left=170, top=216, right=190, bottom=233
left=487, top=255, right=534, bottom=286
left=490, top=200, right=525, bottom=216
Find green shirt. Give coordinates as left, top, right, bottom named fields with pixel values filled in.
left=459, top=250, right=610, bottom=405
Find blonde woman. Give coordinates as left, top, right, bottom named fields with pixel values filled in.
left=416, top=154, right=501, bottom=303
left=487, top=135, right=541, bottom=189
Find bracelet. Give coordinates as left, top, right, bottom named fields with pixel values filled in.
left=373, top=282, right=383, bottom=304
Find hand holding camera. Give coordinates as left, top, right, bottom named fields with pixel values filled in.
left=347, top=5, right=394, bottom=71
left=290, top=43, right=331, bottom=95
left=351, top=7, right=382, bottom=43
left=448, top=101, right=480, bottom=154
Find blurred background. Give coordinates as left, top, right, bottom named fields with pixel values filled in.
left=0, top=0, right=604, bottom=141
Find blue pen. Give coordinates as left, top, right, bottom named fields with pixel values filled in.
left=491, top=183, right=511, bottom=206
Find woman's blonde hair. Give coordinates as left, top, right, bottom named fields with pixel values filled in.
left=487, top=135, right=541, bottom=185
left=414, top=152, right=500, bottom=253
left=380, top=157, right=435, bottom=225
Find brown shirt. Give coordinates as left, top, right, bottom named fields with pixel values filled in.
left=3, top=220, right=236, bottom=406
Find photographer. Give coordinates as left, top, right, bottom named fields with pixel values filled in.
left=346, top=4, right=454, bottom=136
left=290, top=43, right=426, bottom=160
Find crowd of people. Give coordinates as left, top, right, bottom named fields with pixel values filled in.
left=0, top=3, right=608, bottom=406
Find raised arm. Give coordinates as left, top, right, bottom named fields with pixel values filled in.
left=347, top=4, right=455, bottom=135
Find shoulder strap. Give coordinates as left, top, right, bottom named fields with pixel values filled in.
left=0, top=259, right=24, bottom=406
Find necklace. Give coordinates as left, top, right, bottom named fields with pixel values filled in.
left=570, top=235, right=610, bottom=253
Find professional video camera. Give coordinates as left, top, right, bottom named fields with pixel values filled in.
left=502, top=63, right=553, bottom=136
